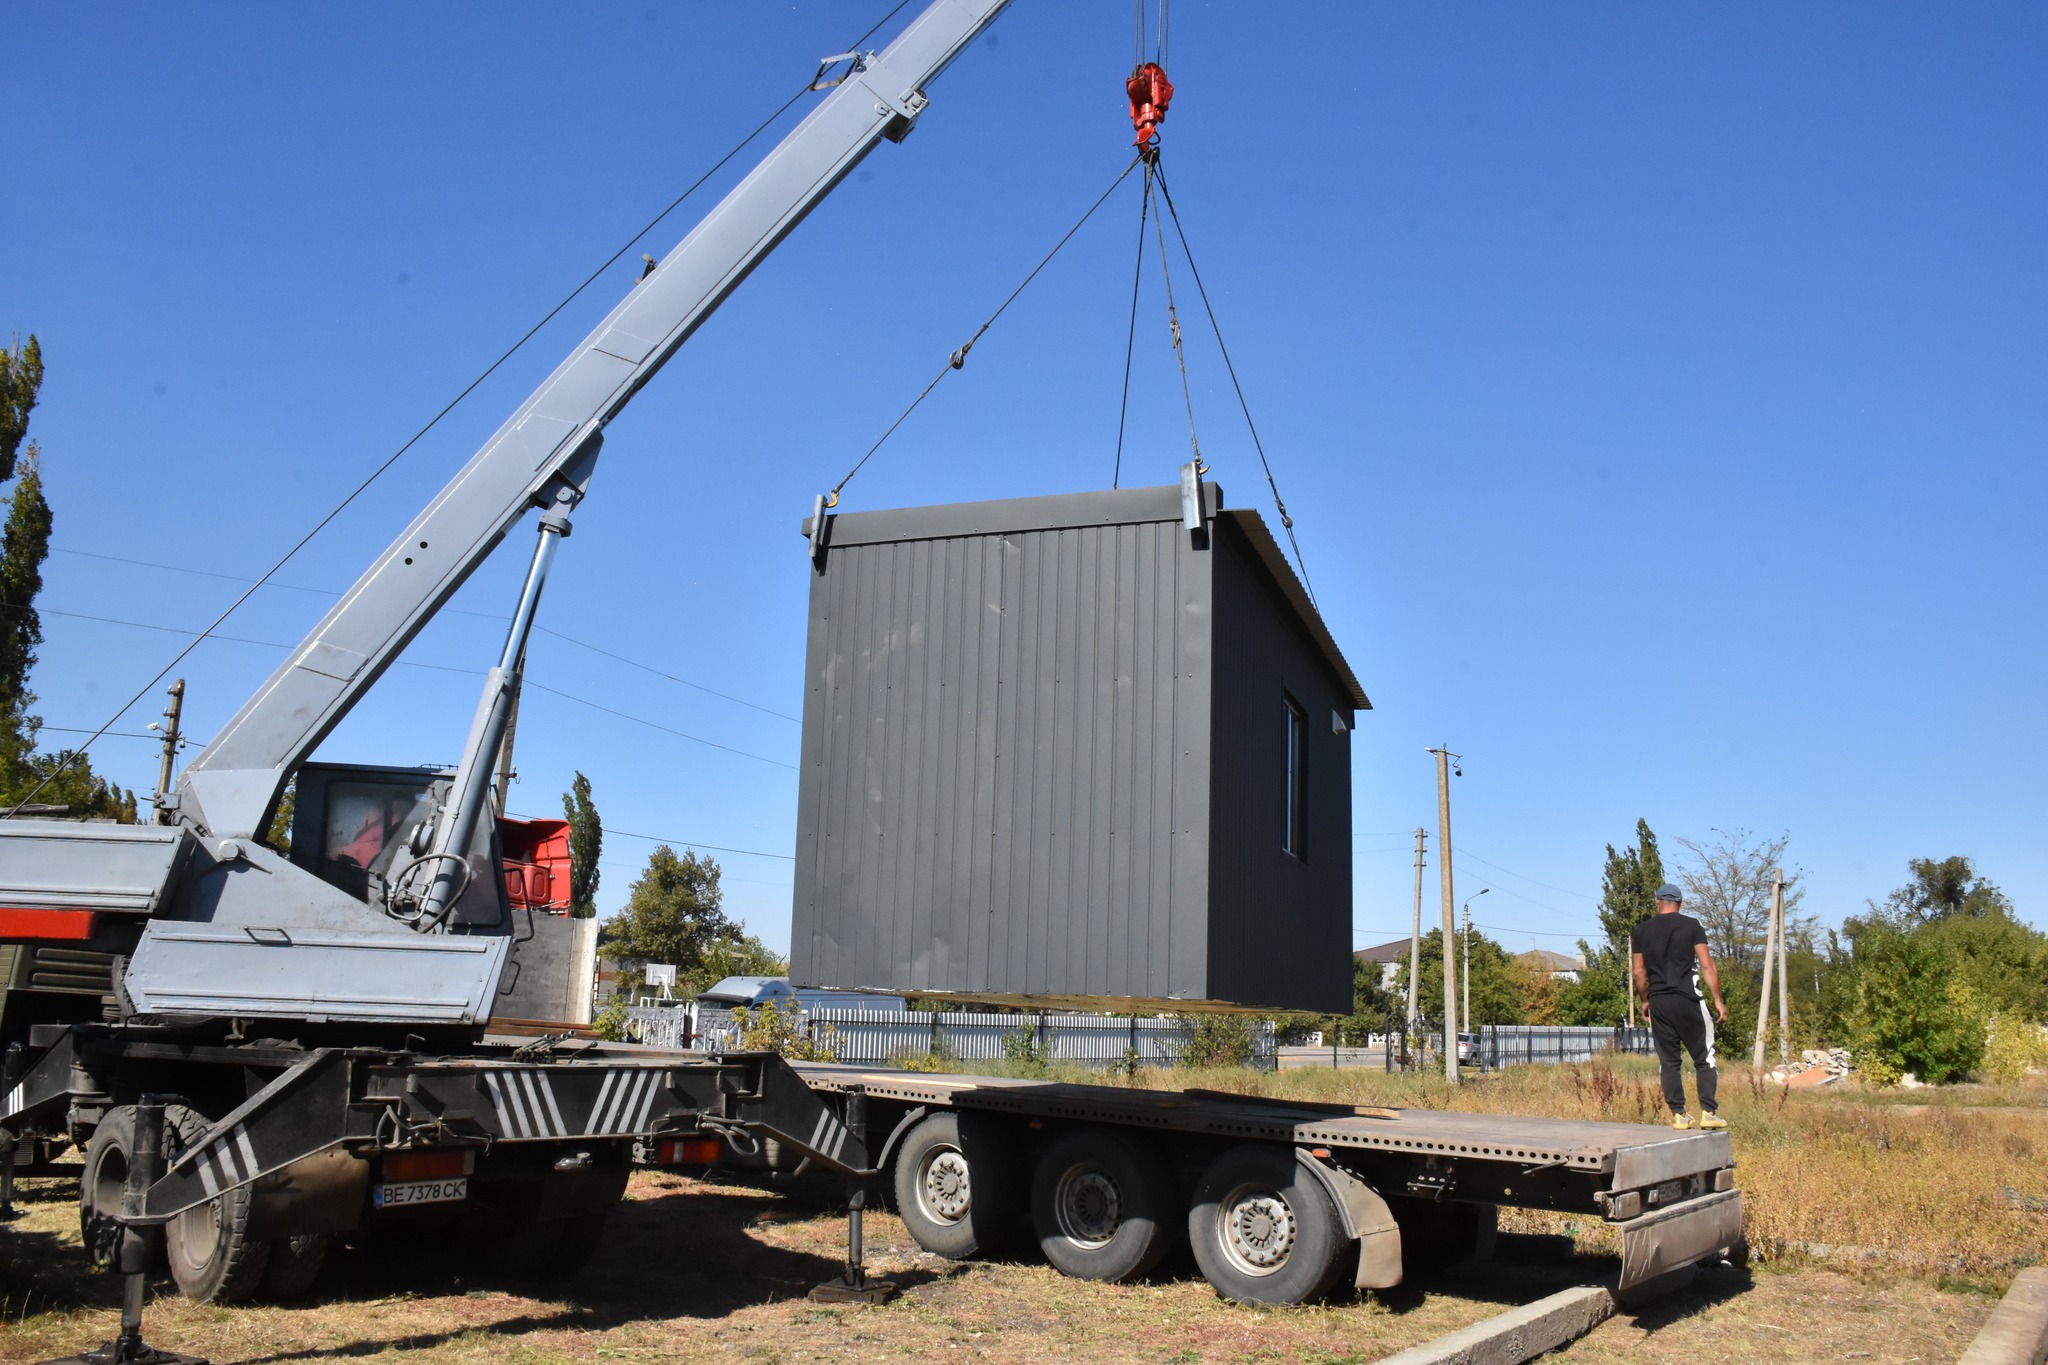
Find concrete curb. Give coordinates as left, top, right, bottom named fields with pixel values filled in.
left=1373, top=1285, right=1616, bottom=1365
left=1959, top=1268, right=2048, bottom=1365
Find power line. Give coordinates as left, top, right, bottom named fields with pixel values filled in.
left=1458, top=849, right=1596, bottom=901
left=21, top=602, right=796, bottom=771
left=5, top=5, right=911, bottom=817
left=50, top=546, right=799, bottom=723
left=507, top=813, right=795, bottom=863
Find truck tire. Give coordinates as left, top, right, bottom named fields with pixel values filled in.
left=1186, top=1144, right=1346, bottom=1305
left=1029, top=1127, right=1175, bottom=1282
left=258, top=1233, right=331, bottom=1300
left=160, top=1104, right=273, bottom=1304
left=80, top=1106, right=151, bottom=1270
left=892, top=1112, right=1023, bottom=1259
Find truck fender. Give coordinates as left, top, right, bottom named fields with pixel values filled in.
left=1294, top=1149, right=1403, bottom=1290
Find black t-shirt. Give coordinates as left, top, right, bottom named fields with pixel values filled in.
left=1631, top=912, right=1707, bottom=1000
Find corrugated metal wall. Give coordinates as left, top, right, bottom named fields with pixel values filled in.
left=793, top=510, right=1213, bottom=1002
left=1207, top=519, right=1354, bottom=1012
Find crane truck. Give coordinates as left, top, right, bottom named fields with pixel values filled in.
left=0, top=0, right=1744, bottom=1329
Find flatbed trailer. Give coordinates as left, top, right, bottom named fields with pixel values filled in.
left=788, top=1060, right=1744, bottom=1304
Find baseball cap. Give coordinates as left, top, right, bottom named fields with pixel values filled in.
left=1655, top=883, right=1683, bottom=903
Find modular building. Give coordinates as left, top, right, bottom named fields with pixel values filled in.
left=790, top=483, right=1368, bottom=1015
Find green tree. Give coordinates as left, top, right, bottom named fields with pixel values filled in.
left=1555, top=960, right=1628, bottom=1026
left=605, top=845, right=765, bottom=995
left=0, top=333, right=41, bottom=482
left=1873, top=855, right=2012, bottom=926
left=1391, top=927, right=1524, bottom=1028
left=0, top=334, right=137, bottom=822
left=1334, top=956, right=1399, bottom=1045
left=1844, top=920, right=1986, bottom=1084
left=0, top=445, right=51, bottom=723
left=561, top=770, right=602, bottom=919
left=1596, top=819, right=1666, bottom=966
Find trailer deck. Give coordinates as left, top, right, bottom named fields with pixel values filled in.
left=792, top=1060, right=1743, bottom=1295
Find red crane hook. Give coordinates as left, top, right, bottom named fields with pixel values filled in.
left=1127, top=61, right=1174, bottom=147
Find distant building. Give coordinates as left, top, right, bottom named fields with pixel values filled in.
left=1515, top=948, right=1585, bottom=983
left=1354, top=938, right=1413, bottom=991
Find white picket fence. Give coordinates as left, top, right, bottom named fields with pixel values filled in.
left=621, top=1004, right=1277, bottom=1071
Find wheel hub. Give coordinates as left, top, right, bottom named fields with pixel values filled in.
left=1222, top=1186, right=1296, bottom=1273
left=1056, top=1167, right=1123, bottom=1245
left=920, top=1149, right=972, bottom=1223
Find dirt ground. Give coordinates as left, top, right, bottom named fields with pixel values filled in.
left=0, top=1170, right=2000, bottom=1365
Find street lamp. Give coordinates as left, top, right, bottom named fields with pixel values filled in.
left=1462, top=888, right=1490, bottom=1045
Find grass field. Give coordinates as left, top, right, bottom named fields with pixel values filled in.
left=0, top=1056, right=2035, bottom=1364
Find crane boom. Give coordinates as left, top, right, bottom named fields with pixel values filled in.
left=177, top=0, right=1011, bottom=841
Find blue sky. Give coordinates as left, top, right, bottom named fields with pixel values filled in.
left=6, top=3, right=2043, bottom=959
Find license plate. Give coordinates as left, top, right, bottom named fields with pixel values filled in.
left=373, top=1177, right=469, bottom=1209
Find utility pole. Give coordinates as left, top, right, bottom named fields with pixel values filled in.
left=1462, top=901, right=1472, bottom=1041
left=1751, top=869, right=1780, bottom=1070
left=1428, top=746, right=1460, bottom=1083
left=1774, top=869, right=1791, bottom=1064
left=1407, top=828, right=1427, bottom=1066
left=151, top=679, right=185, bottom=826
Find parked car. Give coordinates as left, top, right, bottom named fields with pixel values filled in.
left=696, top=976, right=907, bottom=1012
left=1456, top=1032, right=1482, bottom=1063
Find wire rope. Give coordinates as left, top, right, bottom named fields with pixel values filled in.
left=1149, top=165, right=1205, bottom=474
left=1110, top=164, right=1154, bottom=489
left=1153, top=159, right=1317, bottom=606
left=827, top=152, right=1146, bottom=502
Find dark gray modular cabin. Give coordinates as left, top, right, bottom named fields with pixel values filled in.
left=790, top=484, right=1370, bottom=1014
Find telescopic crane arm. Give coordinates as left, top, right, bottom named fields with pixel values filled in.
left=174, top=0, right=1013, bottom=845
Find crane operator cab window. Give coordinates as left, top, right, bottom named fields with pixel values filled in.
left=316, top=779, right=435, bottom=903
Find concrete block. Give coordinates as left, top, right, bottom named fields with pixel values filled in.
left=1959, top=1267, right=2048, bottom=1365
left=1372, top=1284, right=1615, bottom=1365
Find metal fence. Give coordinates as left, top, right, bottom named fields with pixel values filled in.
left=1478, top=1023, right=1652, bottom=1070
left=621, top=1004, right=1277, bottom=1071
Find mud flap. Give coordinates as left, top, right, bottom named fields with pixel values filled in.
left=1296, top=1152, right=1405, bottom=1290
left=1617, top=1189, right=1742, bottom=1293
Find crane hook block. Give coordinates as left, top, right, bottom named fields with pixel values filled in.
left=1126, top=62, right=1174, bottom=146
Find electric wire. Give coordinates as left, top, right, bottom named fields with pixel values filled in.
left=1152, top=160, right=1316, bottom=605
left=13, top=602, right=796, bottom=771
left=1110, top=165, right=1153, bottom=489
left=827, top=152, right=1147, bottom=502
left=3, top=0, right=915, bottom=818
left=51, top=546, right=798, bottom=723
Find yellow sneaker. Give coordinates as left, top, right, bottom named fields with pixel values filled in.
left=1671, top=1112, right=1697, bottom=1130
left=1700, top=1113, right=1728, bottom=1130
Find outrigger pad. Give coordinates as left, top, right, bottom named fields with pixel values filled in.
left=40, top=1344, right=208, bottom=1365
left=808, top=1274, right=899, bottom=1306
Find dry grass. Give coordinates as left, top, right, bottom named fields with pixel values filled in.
left=1141, top=1055, right=2048, bottom=1287
left=0, top=1057, right=2032, bottom=1363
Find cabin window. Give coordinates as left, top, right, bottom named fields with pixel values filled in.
left=1284, top=696, right=1308, bottom=860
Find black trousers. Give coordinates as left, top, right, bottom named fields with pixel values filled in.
left=1648, top=992, right=1718, bottom=1113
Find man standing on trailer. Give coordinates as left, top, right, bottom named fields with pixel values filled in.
left=1631, top=883, right=1729, bottom=1130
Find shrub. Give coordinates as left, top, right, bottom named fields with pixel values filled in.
left=1981, top=1014, right=2048, bottom=1084
left=591, top=995, right=631, bottom=1042
left=1846, top=927, right=1986, bottom=1084
left=1173, top=1013, right=1262, bottom=1069
left=731, top=1000, right=840, bottom=1062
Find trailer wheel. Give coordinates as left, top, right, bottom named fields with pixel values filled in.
left=1186, top=1144, right=1346, bottom=1305
left=1030, top=1127, right=1175, bottom=1282
left=892, top=1113, right=1022, bottom=1259
left=160, top=1104, right=273, bottom=1304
